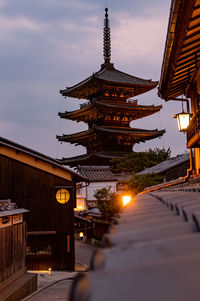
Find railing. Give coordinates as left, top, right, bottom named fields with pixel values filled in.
left=187, top=111, right=200, bottom=146
left=80, top=101, right=90, bottom=109
left=126, top=99, right=138, bottom=105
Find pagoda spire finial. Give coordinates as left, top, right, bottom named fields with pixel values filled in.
left=103, top=7, right=111, bottom=64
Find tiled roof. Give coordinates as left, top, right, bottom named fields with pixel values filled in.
left=96, top=67, right=158, bottom=86
left=138, top=153, right=190, bottom=175
left=60, top=64, right=158, bottom=99
left=61, top=152, right=130, bottom=167
left=71, top=190, right=200, bottom=300
left=78, top=165, right=117, bottom=182
left=57, top=126, right=165, bottom=144
left=58, top=100, right=162, bottom=123
left=62, top=66, right=158, bottom=93
left=0, top=208, right=29, bottom=218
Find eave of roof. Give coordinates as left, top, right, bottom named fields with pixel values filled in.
left=78, top=165, right=117, bottom=182
left=0, top=136, right=87, bottom=183
left=159, top=0, right=198, bottom=100
left=138, top=153, right=190, bottom=175
left=0, top=208, right=29, bottom=218
left=60, top=151, right=130, bottom=166
left=61, top=65, right=158, bottom=99
left=57, top=126, right=165, bottom=145
left=58, top=100, right=162, bottom=122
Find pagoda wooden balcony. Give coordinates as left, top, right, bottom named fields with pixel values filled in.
left=187, top=111, right=200, bottom=148
left=80, top=101, right=90, bottom=109
left=126, top=98, right=138, bottom=105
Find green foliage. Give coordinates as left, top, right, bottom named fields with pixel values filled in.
left=111, top=148, right=171, bottom=173
left=94, top=187, right=122, bottom=219
left=129, top=173, right=164, bottom=194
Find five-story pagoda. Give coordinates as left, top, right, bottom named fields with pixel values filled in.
left=57, top=8, right=165, bottom=167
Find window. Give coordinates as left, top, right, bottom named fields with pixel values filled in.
left=56, top=189, right=70, bottom=204
left=113, top=116, right=120, bottom=121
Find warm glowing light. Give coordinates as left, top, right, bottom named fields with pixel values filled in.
left=122, top=195, right=131, bottom=206
left=74, top=198, right=86, bottom=211
left=56, top=189, right=70, bottom=204
left=79, top=232, right=84, bottom=238
left=48, top=268, right=52, bottom=276
left=75, top=204, right=85, bottom=211
left=174, top=112, right=190, bottom=132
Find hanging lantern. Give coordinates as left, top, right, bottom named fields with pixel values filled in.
left=174, top=112, right=191, bottom=132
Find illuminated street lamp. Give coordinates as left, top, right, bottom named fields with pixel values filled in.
left=174, top=112, right=191, bottom=132
left=122, top=194, right=131, bottom=207
left=79, top=232, right=84, bottom=238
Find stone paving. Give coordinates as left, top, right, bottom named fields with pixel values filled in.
left=21, top=240, right=96, bottom=301
left=22, top=278, right=74, bottom=301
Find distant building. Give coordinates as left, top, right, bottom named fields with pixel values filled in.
left=77, top=166, right=117, bottom=209
left=138, top=154, right=190, bottom=182
left=57, top=8, right=164, bottom=167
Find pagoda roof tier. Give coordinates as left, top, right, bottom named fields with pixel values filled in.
left=58, top=100, right=162, bottom=123
left=60, top=64, right=158, bottom=100
left=59, top=151, right=131, bottom=167
left=57, top=126, right=165, bottom=147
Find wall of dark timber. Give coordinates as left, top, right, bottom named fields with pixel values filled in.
left=0, top=155, right=75, bottom=271
left=165, top=161, right=190, bottom=181
left=0, top=222, right=26, bottom=283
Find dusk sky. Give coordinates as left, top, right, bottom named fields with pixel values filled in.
left=0, top=0, right=189, bottom=160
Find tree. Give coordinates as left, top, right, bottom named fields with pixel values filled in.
left=94, top=187, right=122, bottom=219
left=129, top=173, right=163, bottom=194
left=110, top=148, right=171, bottom=173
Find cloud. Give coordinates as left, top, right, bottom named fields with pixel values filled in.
left=0, top=121, right=20, bottom=136
left=112, top=14, right=167, bottom=61
left=0, top=15, right=43, bottom=32
left=0, top=0, right=186, bottom=159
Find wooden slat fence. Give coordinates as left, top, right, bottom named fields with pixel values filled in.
left=0, top=222, right=26, bottom=283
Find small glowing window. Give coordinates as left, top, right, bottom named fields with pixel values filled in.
left=56, top=189, right=70, bottom=204
left=122, top=117, right=128, bottom=122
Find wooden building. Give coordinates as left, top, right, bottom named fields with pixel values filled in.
left=0, top=206, right=37, bottom=301
left=0, top=136, right=86, bottom=270
left=57, top=8, right=165, bottom=167
left=159, top=0, right=200, bottom=176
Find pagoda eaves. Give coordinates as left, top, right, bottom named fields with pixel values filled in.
left=58, top=100, right=162, bottom=123
left=57, top=126, right=165, bottom=147
left=60, top=152, right=131, bottom=167
left=60, top=65, right=158, bottom=100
